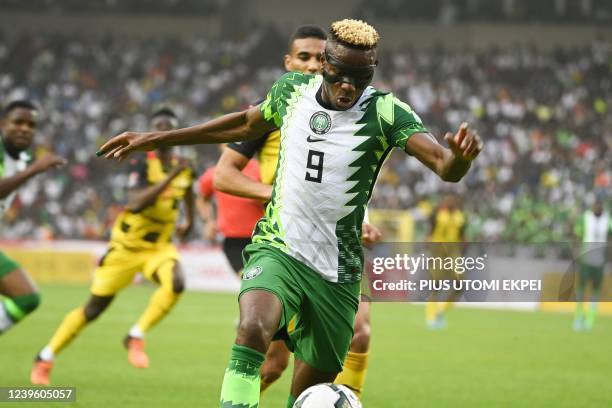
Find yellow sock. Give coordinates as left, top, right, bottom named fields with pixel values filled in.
left=48, top=307, right=87, bottom=355
left=335, top=351, right=369, bottom=398
left=136, top=288, right=180, bottom=333
left=439, top=301, right=454, bottom=314
left=426, top=301, right=439, bottom=322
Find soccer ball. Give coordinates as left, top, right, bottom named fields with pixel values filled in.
left=293, top=383, right=362, bottom=408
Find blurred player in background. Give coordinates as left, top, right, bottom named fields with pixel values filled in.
left=0, top=100, right=66, bottom=336
left=426, top=195, right=466, bottom=329
left=196, top=144, right=264, bottom=274
left=214, top=24, right=380, bottom=398
left=573, top=197, right=610, bottom=331
left=31, top=107, right=195, bottom=384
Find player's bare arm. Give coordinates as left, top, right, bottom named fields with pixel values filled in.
left=214, top=148, right=272, bottom=202
left=97, top=106, right=275, bottom=161
left=405, top=122, right=482, bottom=182
left=125, top=161, right=189, bottom=212
left=176, top=186, right=195, bottom=240
left=195, top=193, right=218, bottom=241
left=0, top=153, right=66, bottom=199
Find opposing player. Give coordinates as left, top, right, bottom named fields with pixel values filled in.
left=197, top=144, right=264, bottom=273
left=573, top=198, right=610, bottom=331
left=425, top=195, right=466, bottom=329
left=0, top=100, right=66, bottom=335
left=97, top=19, right=483, bottom=407
left=31, top=107, right=195, bottom=384
left=214, top=24, right=378, bottom=397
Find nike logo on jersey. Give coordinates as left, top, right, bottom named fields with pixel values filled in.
left=307, top=135, right=325, bottom=143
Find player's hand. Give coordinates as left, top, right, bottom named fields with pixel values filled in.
left=176, top=221, right=193, bottom=241
left=96, top=131, right=158, bottom=161
left=361, top=222, right=382, bottom=247
left=444, top=122, right=482, bottom=162
left=31, top=153, right=68, bottom=173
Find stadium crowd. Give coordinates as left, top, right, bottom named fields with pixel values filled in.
left=0, top=29, right=609, bottom=243
left=2, top=0, right=611, bottom=24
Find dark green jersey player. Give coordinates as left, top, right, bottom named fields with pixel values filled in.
left=98, top=19, right=483, bottom=408
left=573, top=199, right=611, bottom=331
left=0, top=100, right=66, bottom=335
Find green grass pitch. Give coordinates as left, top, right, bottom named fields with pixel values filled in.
left=2, top=284, right=611, bottom=407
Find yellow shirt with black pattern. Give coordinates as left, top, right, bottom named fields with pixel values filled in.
left=110, top=154, right=194, bottom=250
left=431, top=208, right=466, bottom=243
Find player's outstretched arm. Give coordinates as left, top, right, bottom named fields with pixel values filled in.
left=97, top=106, right=275, bottom=161
left=126, top=160, right=189, bottom=212
left=0, top=153, right=66, bottom=199
left=214, top=148, right=272, bottom=202
left=405, top=122, right=482, bottom=182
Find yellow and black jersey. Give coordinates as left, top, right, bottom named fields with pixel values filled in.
left=110, top=152, right=194, bottom=250
left=430, top=208, right=466, bottom=243
left=227, top=129, right=280, bottom=185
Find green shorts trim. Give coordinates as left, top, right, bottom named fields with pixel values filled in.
left=0, top=251, right=20, bottom=279
left=239, top=243, right=360, bottom=373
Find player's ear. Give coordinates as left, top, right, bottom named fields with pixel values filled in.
left=283, top=54, right=292, bottom=71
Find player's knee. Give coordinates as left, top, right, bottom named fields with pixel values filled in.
left=171, top=268, right=185, bottom=294
left=237, top=318, right=274, bottom=349
left=351, top=320, right=371, bottom=353
left=157, top=262, right=184, bottom=294
left=84, top=304, right=104, bottom=321
left=84, top=296, right=113, bottom=321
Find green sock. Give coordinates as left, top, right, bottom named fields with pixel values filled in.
left=220, top=344, right=265, bottom=408
left=575, top=302, right=584, bottom=319
left=286, top=394, right=297, bottom=408
left=586, top=303, right=598, bottom=327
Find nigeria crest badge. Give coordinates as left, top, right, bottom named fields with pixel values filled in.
left=309, top=111, right=332, bottom=135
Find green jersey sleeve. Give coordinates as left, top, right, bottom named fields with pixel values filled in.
left=382, top=95, right=428, bottom=150
left=260, top=71, right=314, bottom=128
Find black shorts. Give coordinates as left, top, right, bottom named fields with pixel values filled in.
left=222, top=237, right=252, bottom=274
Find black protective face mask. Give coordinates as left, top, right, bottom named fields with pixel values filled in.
left=322, top=52, right=376, bottom=89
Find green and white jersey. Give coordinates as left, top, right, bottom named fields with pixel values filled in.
left=0, top=138, right=30, bottom=215
left=575, top=210, right=611, bottom=267
left=254, top=72, right=428, bottom=283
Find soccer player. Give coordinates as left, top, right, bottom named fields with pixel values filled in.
left=425, top=195, right=466, bottom=329
left=214, top=24, right=379, bottom=397
left=31, top=107, right=195, bottom=385
left=197, top=144, right=264, bottom=273
left=0, top=100, right=66, bottom=335
left=573, top=198, right=610, bottom=331
left=97, top=19, right=483, bottom=407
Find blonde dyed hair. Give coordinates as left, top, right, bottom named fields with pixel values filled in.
left=330, top=19, right=379, bottom=49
